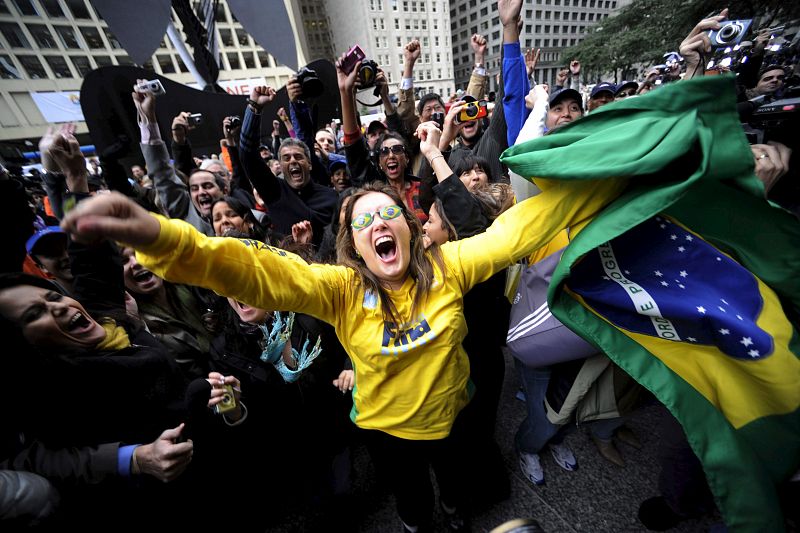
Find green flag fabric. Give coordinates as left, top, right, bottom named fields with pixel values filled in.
left=500, top=75, right=800, bottom=532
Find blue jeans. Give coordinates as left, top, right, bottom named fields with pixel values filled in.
left=514, top=358, right=570, bottom=454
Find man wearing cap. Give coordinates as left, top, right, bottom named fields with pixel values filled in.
left=546, top=88, right=584, bottom=131
left=366, top=120, right=387, bottom=151
left=588, top=82, right=616, bottom=112
left=26, top=226, right=73, bottom=294
left=615, top=81, right=639, bottom=101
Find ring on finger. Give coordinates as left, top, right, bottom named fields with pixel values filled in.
left=759, top=153, right=769, bottom=159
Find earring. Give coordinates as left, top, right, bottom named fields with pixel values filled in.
left=355, top=249, right=361, bottom=258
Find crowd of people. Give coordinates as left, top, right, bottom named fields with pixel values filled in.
left=0, top=1, right=798, bottom=531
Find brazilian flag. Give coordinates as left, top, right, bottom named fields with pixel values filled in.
left=501, top=75, right=800, bottom=532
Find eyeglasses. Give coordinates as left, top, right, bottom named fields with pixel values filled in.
left=378, top=145, right=405, bottom=157
left=351, top=205, right=403, bottom=230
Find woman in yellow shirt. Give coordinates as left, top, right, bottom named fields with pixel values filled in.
left=61, top=122, right=622, bottom=532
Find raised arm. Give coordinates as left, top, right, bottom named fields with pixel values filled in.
left=287, top=78, right=329, bottom=187
left=61, top=193, right=344, bottom=324
left=445, top=177, right=627, bottom=294
left=397, top=39, right=422, bottom=134
left=170, top=112, right=196, bottom=177
left=239, top=87, right=283, bottom=203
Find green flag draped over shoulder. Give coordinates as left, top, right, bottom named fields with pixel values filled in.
left=501, top=75, right=800, bottom=532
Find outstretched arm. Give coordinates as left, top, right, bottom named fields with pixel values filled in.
left=61, top=193, right=343, bottom=323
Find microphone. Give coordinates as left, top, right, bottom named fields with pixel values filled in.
left=181, top=378, right=211, bottom=442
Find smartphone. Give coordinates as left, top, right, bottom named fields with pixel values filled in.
left=188, top=113, right=203, bottom=126
left=135, top=79, right=166, bottom=96
left=454, top=101, right=489, bottom=125
left=340, top=44, right=366, bottom=75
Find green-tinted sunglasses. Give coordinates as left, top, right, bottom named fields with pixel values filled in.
left=351, top=204, right=403, bottom=230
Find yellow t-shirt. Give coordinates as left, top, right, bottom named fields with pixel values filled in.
left=136, top=177, right=624, bottom=439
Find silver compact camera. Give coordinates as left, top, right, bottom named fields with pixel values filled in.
left=135, top=79, right=166, bottom=96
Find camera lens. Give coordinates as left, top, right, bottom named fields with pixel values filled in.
left=717, top=22, right=741, bottom=43
left=221, top=393, right=232, bottom=404
left=465, top=104, right=478, bottom=118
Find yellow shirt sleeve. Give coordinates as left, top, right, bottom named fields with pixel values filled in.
left=135, top=215, right=349, bottom=324
left=440, top=177, right=626, bottom=294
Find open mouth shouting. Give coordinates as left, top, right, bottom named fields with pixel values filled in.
left=374, top=235, right=397, bottom=263
left=287, top=164, right=304, bottom=184
left=196, top=194, right=213, bottom=215
left=65, top=310, right=94, bottom=335
left=228, top=298, right=266, bottom=324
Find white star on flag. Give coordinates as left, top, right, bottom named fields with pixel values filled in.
left=678, top=246, right=686, bottom=252
left=737, top=315, right=743, bottom=320
left=718, top=306, right=726, bottom=312
left=697, top=306, right=706, bottom=314
left=654, top=270, right=663, bottom=277
left=685, top=235, right=693, bottom=241
left=660, top=223, right=666, bottom=229
left=740, top=337, right=753, bottom=347
left=670, top=234, right=678, bottom=240
left=678, top=284, right=685, bottom=289
left=661, top=281, right=669, bottom=286
left=680, top=271, right=688, bottom=277
left=721, top=299, right=728, bottom=305
left=719, top=328, right=730, bottom=335
left=687, top=337, right=697, bottom=342
left=748, top=349, right=760, bottom=358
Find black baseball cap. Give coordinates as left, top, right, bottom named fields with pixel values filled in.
left=549, top=88, right=582, bottom=109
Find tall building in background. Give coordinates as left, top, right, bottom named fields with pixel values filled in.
left=296, top=0, right=334, bottom=62
left=449, top=0, right=632, bottom=91
left=325, top=0, right=454, bottom=100
left=0, top=0, right=308, bottom=146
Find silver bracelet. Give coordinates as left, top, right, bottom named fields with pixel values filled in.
left=430, top=154, right=444, bottom=165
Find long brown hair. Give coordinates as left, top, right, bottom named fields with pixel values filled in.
left=335, top=182, right=444, bottom=333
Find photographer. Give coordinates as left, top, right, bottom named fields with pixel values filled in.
left=133, top=88, right=219, bottom=236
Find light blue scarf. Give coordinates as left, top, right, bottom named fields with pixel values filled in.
left=259, top=312, right=322, bottom=383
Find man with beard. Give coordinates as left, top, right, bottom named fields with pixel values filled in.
left=239, top=86, right=337, bottom=247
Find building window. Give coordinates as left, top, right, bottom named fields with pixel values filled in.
left=394, top=18, right=400, bottom=29
left=104, top=28, right=122, bottom=49
left=554, top=11, right=560, bottom=20
left=18, top=55, right=47, bottom=78
left=54, top=25, right=80, bottom=48
left=69, top=55, right=90, bottom=76
left=65, top=0, right=91, bottom=19
left=156, top=54, right=175, bottom=73
left=27, top=25, right=58, bottom=48
left=243, top=51, right=256, bottom=68
left=235, top=28, right=249, bottom=46
left=219, top=28, right=234, bottom=47
left=214, top=2, right=227, bottom=22
left=116, top=54, right=134, bottom=66
left=0, top=54, right=21, bottom=78
left=44, top=55, right=72, bottom=77
left=79, top=27, right=103, bottom=48
left=226, top=51, right=240, bottom=69
left=257, top=50, right=271, bottom=68
left=0, top=22, right=32, bottom=48
left=0, top=1, right=9, bottom=14
left=12, top=0, right=38, bottom=16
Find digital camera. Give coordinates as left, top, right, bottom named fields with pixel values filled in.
left=296, top=66, right=324, bottom=98
left=188, top=113, right=203, bottom=127
left=708, top=19, right=752, bottom=49
left=213, top=384, right=237, bottom=415
left=340, top=44, right=366, bottom=75
left=358, top=59, right=379, bottom=89
left=454, top=100, right=489, bottom=125
left=135, top=79, right=165, bottom=96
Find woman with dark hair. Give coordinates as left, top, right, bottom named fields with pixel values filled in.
left=336, top=54, right=427, bottom=224
left=210, top=195, right=270, bottom=241
left=0, top=132, right=247, bottom=529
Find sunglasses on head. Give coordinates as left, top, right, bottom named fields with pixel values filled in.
left=351, top=204, right=403, bottom=231
left=379, top=145, right=405, bottom=156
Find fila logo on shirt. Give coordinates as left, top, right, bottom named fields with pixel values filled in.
left=380, top=316, right=437, bottom=356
